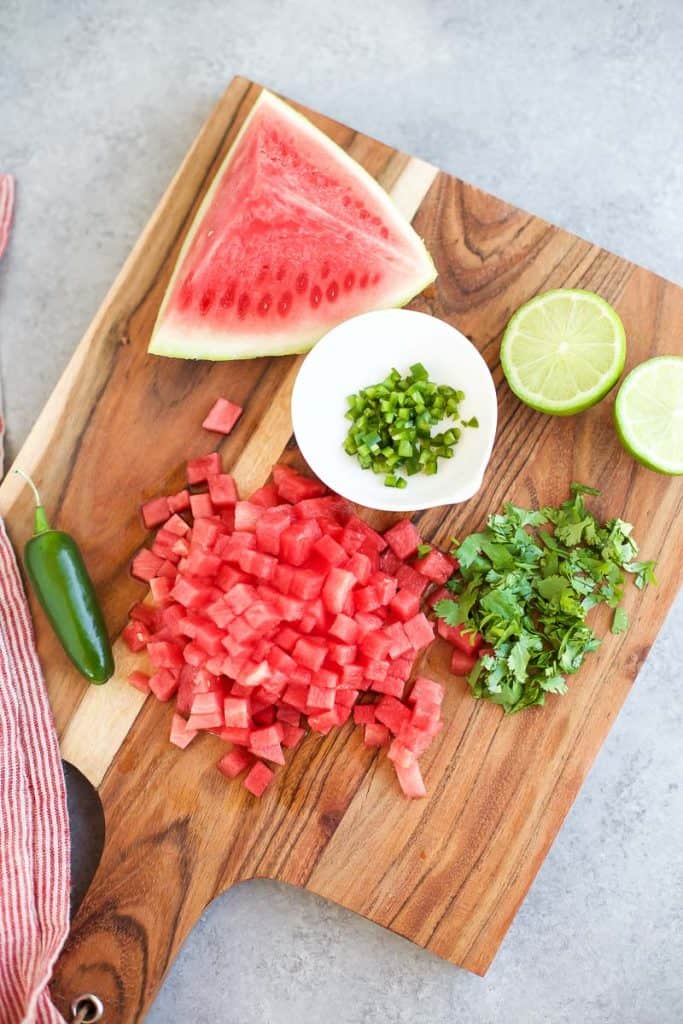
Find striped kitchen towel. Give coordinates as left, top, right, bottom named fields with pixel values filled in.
left=0, top=177, right=70, bottom=1022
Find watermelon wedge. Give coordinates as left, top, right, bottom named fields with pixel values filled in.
left=149, top=91, right=436, bottom=361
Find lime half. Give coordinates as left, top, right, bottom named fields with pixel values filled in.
left=501, top=289, right=626, bottom=415
left=614, top=356, right=683, bottom=475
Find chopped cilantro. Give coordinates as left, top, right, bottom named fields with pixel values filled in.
left=434, top=485, right=655, bottom=714
left=417, top=543, right=433, bottom=558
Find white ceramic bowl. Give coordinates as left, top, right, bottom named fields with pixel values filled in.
left=291, top=309, right=498, bottom=512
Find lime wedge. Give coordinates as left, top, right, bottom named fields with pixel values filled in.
left=501, top=289, right=626, bottom=415
left=614, top=356, right=683, bottom=475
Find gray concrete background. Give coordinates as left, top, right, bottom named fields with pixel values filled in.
left=1, top=2, right=681, bottom=1022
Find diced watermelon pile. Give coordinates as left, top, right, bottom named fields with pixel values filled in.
left=127, top=454, right=466, bottom=800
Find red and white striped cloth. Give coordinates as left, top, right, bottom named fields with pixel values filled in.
left=0, top=176, right=70, bottom=1022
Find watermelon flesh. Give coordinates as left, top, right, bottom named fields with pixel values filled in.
left=149, top=91, right=436, bottom=360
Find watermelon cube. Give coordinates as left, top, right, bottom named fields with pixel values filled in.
left=217, top=748, right=252, bottom=779
left=340, top=664, right=364, bottom=688
left=234, top=501, right=265, bottom=532
left=312, top=534, right=347, bottom=567
left=148, top=640, right=184, bottom=669
left=280, top=723, right=306, bottom=748
left=369, top=675, right=404, bottom=698
left=364, top=722, right=390, bottom=748
left=384, top=621, right=412, bottom=659
left=313, top=667, right=339, bottom=689
left=361, top=632, right=393, bottom=661
left=389, top=589, right=420, bottom=622
left=131, top=548, right=164, bottom=582
left=403, top=613, right=435, bottom=651
left=170, top=713, right=198, bottom=749
left=387, top=739, right=416, bottom=768
left=334, top=688, right=359, bottom=707
left=149, top=668, right=180, bottom=702
left=354, top=612, right=384, bottom=642
left=362, top=658, right=388, bottom=682
left=127, top=670, right=151, bottom=694
left=411, top=700, right=441, bottom=731
left=289, top=568, right=324, bottom=601
left=322, top=568, right=356, bottom=615
left=394, top=760, right=427, bottom=799
left=202, top=397, right=243, bottom=435
left=280, top=519, right=322, bottom=566
left=168, top=489, right=191, bottom=513
left=307, top=685, right=336, bottom=711
left=383, top=520, right=421, bottom=560
left=190, top=493, right=215, bottom=519
left=243, top=761, right=274, bottom=796
left=346, top=516, right=387, bottom=552
left=375, top=696, right=412, bottom=734
left=353, top=704, right=375, bottom=725
left=339, top=525, right=365, bottom=556
left=238, top=548, right=277, bottom=581
left=141, top=495, right=171, bottom=529
left=249, top=483, right=280, bottom=507
left=395, top=563, right=430, bottom=597
left=122, top=620, right=150, bottom=653
left=308, top=708, right=343, bottom=734
left=345, top=551, right=372, bottom=584
left=187, top=452, right=221, bottom=484
left=293, top=636, right=326, bottom=671
left=354, top=586, right=381, bottom=613
left=255, top=506, right=292, bottom=556
left=409, top=677, right=445, bottom=706
left=129, top=602, right=159, bottom=628
left=413, top=548, right=457, bottom=584
left=327, top=641, right=357, bottom=666
left=437, top=618, right=483, bottom=653
left=328, top=613, right=358, bottom=644
left=272, top=464, right=326, bottom=503
left=379, top=549, right=402, bottom=575
left=208, top=473, right=238, bottom=508
left=450, top=648, right=478, bottom=676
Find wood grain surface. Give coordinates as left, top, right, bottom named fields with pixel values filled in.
left=0, top=76, right=680, bottom=1021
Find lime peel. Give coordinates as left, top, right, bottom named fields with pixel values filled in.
left=614, top=356, right=683, bottom=475
left=501, top=289, right=626, bottom=416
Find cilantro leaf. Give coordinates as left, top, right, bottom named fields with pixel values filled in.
left=611, top=607, right=629, bottom=634
left=434, top=598, right=461, bottom=627
left=436, top=483, right=655, bottom=715
left=625, top=560, right=658, bottom=589
left=416, top=543, right=432, bottom=558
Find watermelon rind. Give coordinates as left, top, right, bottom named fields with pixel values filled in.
left=148, top=90, right=437, bottom=361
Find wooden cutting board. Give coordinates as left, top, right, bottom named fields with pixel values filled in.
left=1, top=76, right=681, bottom=1021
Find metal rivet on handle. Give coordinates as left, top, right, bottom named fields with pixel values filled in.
left=70, top=993, right=104, bottom=1023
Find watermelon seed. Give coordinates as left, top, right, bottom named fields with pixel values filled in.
left=380, top=226, right=389, bottom=239
left=343, top=272, right=355, bottom=291
left=258, top=293, right=272, bottom=316
left=257, top=263, right=270, bottom=283
left=320, top=262, right=330, bottom=279
left=199, top=288, right=215, bottom=315
left=359, top=273, right=369, bottom=289
left=296, top=272, right=308, bottom=294
left=220, top=282, right=236, bottom=308
left=371, top=272, right=381, bottom=285
left=359, top=208, right=370, bottom=220
left=326, top=281, right=339, bottom=302
left=276, top=264, right=286, bottom=281
left=277, top=291, right=293, bottom=316
left=237, top=293, right=250, bottom=318
left=310, top=285, right=322, bottom=308
left=371, top=216, right=381, bottom=226
left=342, top=195, right=351, bottom=206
